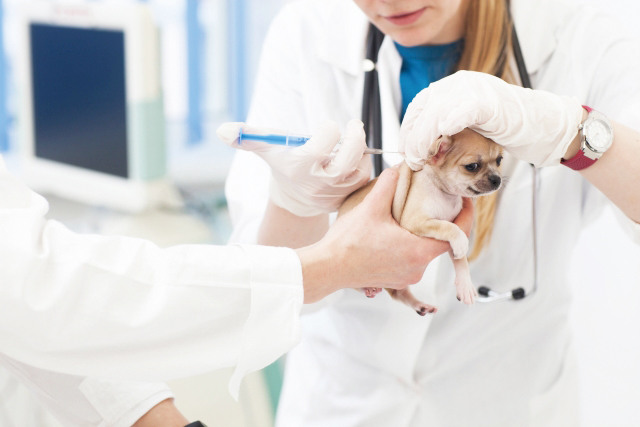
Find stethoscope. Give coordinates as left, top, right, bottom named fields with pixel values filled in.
left=361, top=18, right=539, bottom=303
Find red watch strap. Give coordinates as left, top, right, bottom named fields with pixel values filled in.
left=561, top=105, right=597, bottom=171
left=561, top=149, right=597, bottom=170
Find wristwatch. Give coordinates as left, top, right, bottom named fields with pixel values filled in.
left=184, top=422, right=207, bottom=427
left=561, top=105, right=614, bottom=170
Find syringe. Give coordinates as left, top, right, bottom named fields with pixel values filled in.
left=238, top=130, right=395, bottom=155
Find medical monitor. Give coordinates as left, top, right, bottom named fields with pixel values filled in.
left=31, top=23, right=128, bottom=178
left=18, top=2, right=175, bottom=212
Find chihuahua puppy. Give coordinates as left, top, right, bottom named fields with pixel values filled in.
left=338, top=129, right=503, bottom=315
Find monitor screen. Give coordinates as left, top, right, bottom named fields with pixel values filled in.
left=30, top=23, right=128, bottom=178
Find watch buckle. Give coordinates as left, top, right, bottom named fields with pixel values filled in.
left=581, top=146, right=600, bottom=160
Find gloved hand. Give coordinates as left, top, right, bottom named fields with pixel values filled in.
left=217, top=120, right=371, bottom=217
left=399, top=70, right=585, bottom=171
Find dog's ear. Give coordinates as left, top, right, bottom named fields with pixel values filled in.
left=426, top=135, right=454, bottom=166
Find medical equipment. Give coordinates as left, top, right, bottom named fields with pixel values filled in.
left=17, top=1, right=180, bottom=213
left=238, top=130, right=393, bottom=155
left=362, top=12, right=539, bottom=303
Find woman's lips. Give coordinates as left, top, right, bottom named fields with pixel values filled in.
left=383, top=7, right=427, bottom=26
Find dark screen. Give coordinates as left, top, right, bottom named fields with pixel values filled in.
left=30, top=23, right=128, bottom=178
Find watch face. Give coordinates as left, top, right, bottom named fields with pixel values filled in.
left=585, top=118, right=613, bottom=152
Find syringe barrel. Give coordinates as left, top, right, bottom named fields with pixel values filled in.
left=284, top=134, right=309, bottom=146
left=238, top=131, right=310, bottom=147
left=239, top=130, right=358, bottom=150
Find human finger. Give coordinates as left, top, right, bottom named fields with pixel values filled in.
left=334, top=153, right=373, bottom=190
left=297, top=120, right=341, bottom=160
left=399, top=88, right=431, bottom=153
left=453, top=197, right=474, bottom=237
left=324, top=119, right=367, bottom=177
left=359, top=168, right=399, bottom=215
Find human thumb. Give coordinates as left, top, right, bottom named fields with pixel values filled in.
left=361, top=169, right=399, bottom=216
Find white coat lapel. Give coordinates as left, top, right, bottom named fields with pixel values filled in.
left=376, top=37, right=404, bottom=167
left=315, top=0, right=369, bottom=77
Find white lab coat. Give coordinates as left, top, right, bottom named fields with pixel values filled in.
left=224, top=0, right=640, bottom=425
left=0, top=154, right=305, bottom=402
left=0, top=353, right=174, bottom=427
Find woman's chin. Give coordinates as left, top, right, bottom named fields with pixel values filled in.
left=386, top=27, right=443, bottom=48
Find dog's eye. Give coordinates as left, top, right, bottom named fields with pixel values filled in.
left=496, top=156, right=503, bottom=166
left=465, top=163, right=480, bottom=172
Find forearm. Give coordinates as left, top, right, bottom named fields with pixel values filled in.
left=296, top=242, right=341, bottom=303
left=563, top=115, right=640, bottom=223
left=0, top=212, right=305, bottom=384
left=257, top=200, right=330, bottom=248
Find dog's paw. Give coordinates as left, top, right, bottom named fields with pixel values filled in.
left=363, top=287, right=383, bottom=298
left=414, top=303, right=438, bottom=316
left=455, top=275, right=477, bottom=305
left=450, top=231, right=469, bottom=259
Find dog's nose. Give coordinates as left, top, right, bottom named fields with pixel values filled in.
left=488, top=175, right=501, bottom=189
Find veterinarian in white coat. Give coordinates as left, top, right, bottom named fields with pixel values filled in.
left=225, top=0, right=640, bottom=425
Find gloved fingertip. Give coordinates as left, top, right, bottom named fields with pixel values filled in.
left=324, top=119, right=367, bottom=176
left=303, top=120, right=341, bottom=157
left=405, top=157, right=424, bottom=172
left=316, top=119, right=341, bottom=136
left=344, top=119, right=366, bottom=147
left=346, top=118, right=364, bottom=131
left=216, top=122, right=244, bottom=147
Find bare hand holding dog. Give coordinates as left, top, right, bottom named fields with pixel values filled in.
left=296, top=169, right=474, bottom=303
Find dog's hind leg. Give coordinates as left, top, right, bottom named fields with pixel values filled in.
left=387, top=288, right=437, bottom=316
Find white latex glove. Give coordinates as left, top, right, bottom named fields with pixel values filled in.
left=217, top=120, right=371, bottom=217
left=399, top=70, right=585, bottom=171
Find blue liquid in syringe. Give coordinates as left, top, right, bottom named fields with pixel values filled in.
left=238, top=131, right=310, bottom=147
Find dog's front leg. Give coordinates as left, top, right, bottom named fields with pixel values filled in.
left=404, top=219, right=469, bottom=259
left=405, top=219, right=475, bottom=305
left=447, top=251, right=477, bottom=305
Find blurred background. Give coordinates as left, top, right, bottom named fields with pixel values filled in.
left=0, top=0, right=638, bottom=426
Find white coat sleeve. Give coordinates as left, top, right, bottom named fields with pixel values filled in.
left=0, top=157, right=303, bottom=399
left=577, top=11, right=640, bottom=244
left=0, top=354, right=173, bottom=427
left=225, top=4, right=310, bottom=246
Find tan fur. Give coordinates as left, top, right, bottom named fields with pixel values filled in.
left=338, top=129, right=503, bottom=315
left=457, top=0, right=519, bottom=259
